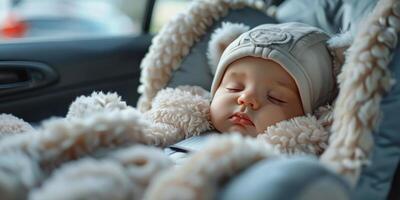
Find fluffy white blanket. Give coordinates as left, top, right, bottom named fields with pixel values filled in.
left=0, top=86, right=331, bottom=200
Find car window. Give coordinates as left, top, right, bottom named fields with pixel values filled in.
left=0, top=0, right=148, bottom=42
left=150, top=0, right=192, bottom=33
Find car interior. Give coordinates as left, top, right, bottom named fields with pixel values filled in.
left=0, top=0, right=154, bottom=123
left=0, top=0, right=399, bottom=199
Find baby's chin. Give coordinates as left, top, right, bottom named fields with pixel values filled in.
left=225, top=125, right=258, bottom=137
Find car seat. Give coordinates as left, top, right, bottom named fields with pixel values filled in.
left=137, top=0, right=400, bottom=199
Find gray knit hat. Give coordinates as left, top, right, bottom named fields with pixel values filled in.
left=210, top=22, right=335, bottom=114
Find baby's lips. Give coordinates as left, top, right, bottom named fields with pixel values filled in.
left=230, top=113, right=255, bottom=126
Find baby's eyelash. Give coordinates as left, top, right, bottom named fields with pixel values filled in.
left=226, top=88, right=242, bottom=92
left=267, top=95, right=286, bottom=104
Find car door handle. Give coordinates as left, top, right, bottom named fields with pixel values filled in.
left=0, top=61, right=58, bottom=95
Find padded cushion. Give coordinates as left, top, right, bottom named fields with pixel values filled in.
left=353, top=44, right=400, bottom=200
left=166, top=7, right=277, bottom=91
left=218, top=156, right=351, bottom=200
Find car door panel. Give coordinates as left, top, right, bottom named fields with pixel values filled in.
left=0, top=35, right=152, bottom=123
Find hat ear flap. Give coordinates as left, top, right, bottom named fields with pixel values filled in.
left=327, top=30, right=353, bottom=81
left=207, top=22, right=250, bottom=75
left=325, top=30, right=353, bottom=103
left=327, top=30, right=353, bottom=66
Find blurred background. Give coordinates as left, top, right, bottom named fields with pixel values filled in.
left=0, top=0, right=192, bottom=41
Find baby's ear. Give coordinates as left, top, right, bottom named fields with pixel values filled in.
left=207, top=22, right=250, bottom=75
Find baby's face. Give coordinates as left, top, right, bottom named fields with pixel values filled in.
left=210, top=57, right=304, bottom=137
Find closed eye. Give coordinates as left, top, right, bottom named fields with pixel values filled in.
left=226, top=88, right=242, bottom=92
left=267, top=95, right=286, bottom=104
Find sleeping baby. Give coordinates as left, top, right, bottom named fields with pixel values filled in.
left=165, top=22, right=338, bottom=162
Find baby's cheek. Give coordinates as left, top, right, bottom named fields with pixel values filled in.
left=256, top=109, right=290, bottom=131
left=210, top=101, right=227, bottom=132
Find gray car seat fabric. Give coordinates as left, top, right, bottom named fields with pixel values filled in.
left=166, top=7, right=277, bottom=90
left=388, top=164, right=400, bottom=199
left=275, top=0, right=345, bottom=34
left=344, top=0, right=379, bottom=32
left=218, top=156, right=351, bottom=200
left=353, top=45, right=400, bottom=200
left=276, top=0, right=379, bottom=35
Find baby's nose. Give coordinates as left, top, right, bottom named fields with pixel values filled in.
left=237, top=92, right=260, bottom=109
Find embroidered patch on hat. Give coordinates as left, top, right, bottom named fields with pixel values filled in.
left=248, top=28, right=292, bottom=46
